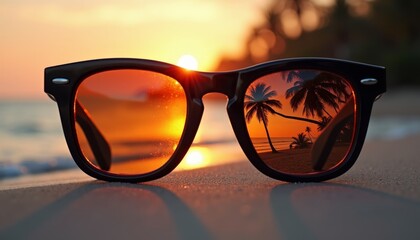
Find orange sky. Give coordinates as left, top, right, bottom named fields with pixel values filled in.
left=0, top=0, right=271, bottom=99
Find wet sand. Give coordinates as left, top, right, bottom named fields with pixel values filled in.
left=0, top=90, right=420, bottom=239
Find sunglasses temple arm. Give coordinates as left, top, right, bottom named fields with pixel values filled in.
left=75, top=101, right=112, bottom=171
left=311, top=98, right=355, bottom=171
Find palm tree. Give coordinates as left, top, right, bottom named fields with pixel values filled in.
left=285, top=70, right=350, bottom=119
left=273, top=110, right=323, bottom=126
left=317, top=116, right=332, bottom=131
left=290, top=132, right=311, bottom=149
left=305, top=126, right=313, bottom=143
left=245, top=83, right=281, bottom=153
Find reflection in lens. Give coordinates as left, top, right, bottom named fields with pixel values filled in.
left=75, top=70, right=187, bottom=175
left=244, top=70, right=355, bottom=175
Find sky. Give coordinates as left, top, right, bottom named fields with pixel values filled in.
left=0, top=0, right=271, bottom=99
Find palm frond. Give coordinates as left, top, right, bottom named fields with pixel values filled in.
left=264, top=99, right=282, bottom=109
left=316, top=88, right=339, bottom=110
left=245, top=105, right=258, bottom=123
left=290, top=88, right=306, bottom=111
left=286, top=70, right=301, bottom=83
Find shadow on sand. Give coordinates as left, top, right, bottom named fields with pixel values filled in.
left=0, top=182, right=212, bottom=240
left=270, top=183, right=420, bottom=240
left=1, top=177, right=419, bottom=239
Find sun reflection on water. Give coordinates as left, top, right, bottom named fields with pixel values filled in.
left=177, top=146, right=210, bottom=170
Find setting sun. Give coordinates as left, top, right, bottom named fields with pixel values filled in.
left=177, top=55, right=199, bottom=70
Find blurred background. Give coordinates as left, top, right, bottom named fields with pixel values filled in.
left=216, top=0, right=420, bottom=88
left=1, top=0, right=419, bottom=179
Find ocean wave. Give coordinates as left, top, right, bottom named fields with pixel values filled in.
left=0, top=157, right=77, bottom=179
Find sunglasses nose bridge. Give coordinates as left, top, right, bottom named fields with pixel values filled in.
left=193, top=72, right=239, bottom=99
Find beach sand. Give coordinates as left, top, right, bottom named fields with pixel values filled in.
left=259, top=144, right=349, bottom=174
left=1, top=89, right=420, bottom=239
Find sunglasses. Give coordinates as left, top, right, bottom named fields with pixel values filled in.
left=44, top=58, right=386, bottom=182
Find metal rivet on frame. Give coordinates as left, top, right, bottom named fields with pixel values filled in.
left=52, top=78, right=70, bottom=85
left=360, top=78, right=378, bottom=85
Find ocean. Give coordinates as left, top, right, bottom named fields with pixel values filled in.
left=0, top=100, right=73, bottom=178
left=1, top=100, right=420, bottom=180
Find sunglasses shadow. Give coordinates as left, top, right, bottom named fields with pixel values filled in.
left=1, top=172, right=419, bottom=239
left=0, top=182, right=212, bottom=240
left=270, top=183, right=420, bottom=239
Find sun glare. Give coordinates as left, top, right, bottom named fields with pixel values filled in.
left=178, top=147, right=209, bottom=170
left=185, top=150, right=204, bottom=165
left=177, top=55, right=199, bottom=70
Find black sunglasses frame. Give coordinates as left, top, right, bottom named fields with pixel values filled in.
left=45, top=58, right=386, bottom=183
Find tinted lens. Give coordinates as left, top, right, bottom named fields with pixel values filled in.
left=244, top=70, right=355, bottom=175
left=75, top=70, right=187, bottom=175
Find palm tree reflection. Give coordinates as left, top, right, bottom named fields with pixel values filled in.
left=245, top=70, right=352, bottom=153
left=285, top=70, right=350, bottom=118
left=245, top=83, right=282, bottom=153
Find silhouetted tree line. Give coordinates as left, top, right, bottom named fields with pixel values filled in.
left=216, top=0, right=420, bottom=87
